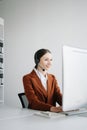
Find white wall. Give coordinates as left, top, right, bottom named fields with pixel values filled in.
left=0, top=0, right=87, bottom=107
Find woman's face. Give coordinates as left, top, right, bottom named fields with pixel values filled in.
left=39, top=52, right=53, bottom=71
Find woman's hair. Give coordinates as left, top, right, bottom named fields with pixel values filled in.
left=34, top=48, right=51, bottom=68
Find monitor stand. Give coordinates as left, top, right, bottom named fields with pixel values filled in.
left=64, top=108, right=87, bottom=116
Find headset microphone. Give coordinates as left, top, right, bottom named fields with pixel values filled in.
left=42, top=68, right=45, bottom=71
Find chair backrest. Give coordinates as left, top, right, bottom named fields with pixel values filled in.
left=18, top=93, right=29, bottom=108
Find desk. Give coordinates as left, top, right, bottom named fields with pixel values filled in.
left=0, top=105, right=87, bottom=130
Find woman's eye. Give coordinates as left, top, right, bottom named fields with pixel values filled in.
left=44, top=59, right=52, bottom=61
left=44, top=59, right=48, bottom=61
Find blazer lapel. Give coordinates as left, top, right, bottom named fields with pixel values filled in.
left=31, top=70, right=48, bottom=98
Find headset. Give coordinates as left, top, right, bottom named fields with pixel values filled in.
left=34, top=52, right=40, bottom=65
left=34, top=51, right=45, bottom=71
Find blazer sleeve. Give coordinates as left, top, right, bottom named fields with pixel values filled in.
left=23, top=75, right=53, bottom=111
left=53, top=76, right=62, bottom=106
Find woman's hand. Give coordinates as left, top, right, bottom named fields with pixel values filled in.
left=50, top=106, right=62, bottom=113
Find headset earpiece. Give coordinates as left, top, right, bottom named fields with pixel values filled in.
left=35, top=53, right=39, bottom=65
left=36, top=59, right=39, bottom=64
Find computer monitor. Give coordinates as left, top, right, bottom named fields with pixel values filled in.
left=62, top=45, right=87, bottom=111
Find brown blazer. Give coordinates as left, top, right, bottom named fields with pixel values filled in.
left=23, top=70, right=62, bottom=111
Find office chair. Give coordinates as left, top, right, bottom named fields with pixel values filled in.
left=18, top=92, right=29, bottom=108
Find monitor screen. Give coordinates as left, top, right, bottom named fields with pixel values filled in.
left=62, top=45, right=87, bottom=111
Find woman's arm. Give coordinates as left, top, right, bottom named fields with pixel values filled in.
left=53, top=75, right=62, bottom=106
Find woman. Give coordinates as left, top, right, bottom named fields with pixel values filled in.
left=23, top=48, right=62, bottom=112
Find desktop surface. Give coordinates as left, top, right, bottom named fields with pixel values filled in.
left=0, top=105, right=87, bottom=130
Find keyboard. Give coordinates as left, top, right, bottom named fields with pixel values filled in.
left=34, top=111, right=66, bottom=118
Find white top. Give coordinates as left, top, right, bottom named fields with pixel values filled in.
left=34, top=68, right=48, bottom=91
